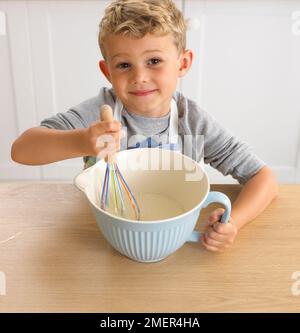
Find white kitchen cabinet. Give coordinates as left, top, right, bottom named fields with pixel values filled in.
left=0, top=0, right=299, bottom=183
left=183, top=0, right=300, bottom=183
left=1, top=0, right=111, bottom=180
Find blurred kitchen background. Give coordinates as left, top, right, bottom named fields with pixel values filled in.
left=0, top=0, right=299, bottom=183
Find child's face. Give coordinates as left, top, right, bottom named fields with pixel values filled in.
left=99, top=33, right=192, bottom=117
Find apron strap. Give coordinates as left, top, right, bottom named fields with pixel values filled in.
left=169, top=98, right=178, bottom=144
left=113, top=98, right=123, bottom=122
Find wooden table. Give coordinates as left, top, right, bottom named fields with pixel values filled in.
left=0, top=182, right=300, bottom=313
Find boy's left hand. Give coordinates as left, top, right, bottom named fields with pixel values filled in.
left=201, top=208, right=238, bottom=252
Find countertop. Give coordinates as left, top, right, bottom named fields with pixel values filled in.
left=0, top=182, right=300, bottom=312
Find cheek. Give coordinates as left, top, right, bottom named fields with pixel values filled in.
left=156, top=67, right=173, bottom=80
left=111, top=74, right=126, bottom=89
left=158, top=72, right=178, bottom=90
left=161, top=64, right=179, bottom=81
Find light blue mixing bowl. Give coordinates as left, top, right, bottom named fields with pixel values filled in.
left=74, top=148, right=231, bottom=262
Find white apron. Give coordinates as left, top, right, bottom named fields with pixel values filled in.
left=85, top=98, right=181, bottom=168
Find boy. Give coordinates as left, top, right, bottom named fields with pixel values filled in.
left=11, top=0, right=278, bottom=252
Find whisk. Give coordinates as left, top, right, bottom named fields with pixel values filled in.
left=99, top=104, right=140, bottom=220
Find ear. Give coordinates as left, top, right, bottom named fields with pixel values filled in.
left=99, top=60, right=112, bottom=83
left=178, top=49, right=193, bottom=78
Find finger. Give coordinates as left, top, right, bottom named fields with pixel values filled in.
left=97, top=132, right=120, bottom=144
left=103, top=131, right=120, bottom=138
left=202, top=232, right=223, bottom=248
left=100, top=120, right=122, bottom=132
left=203, top=244, right=220, bottom=252
left=205, top=208, right=225, bottom=227
left=96, top=133, right=120, bottom=156
left=213, top=221, right=235, bottom=235
left=209, top=208, right=225, bottom=222
left=201, top=236, right=220, bottom=252
left=202, top=235, right=226, bottom=253
left=207, top=228, right=229, bottom=242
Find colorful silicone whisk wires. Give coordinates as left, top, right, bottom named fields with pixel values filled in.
left=99, top=105, right=140, bottom=220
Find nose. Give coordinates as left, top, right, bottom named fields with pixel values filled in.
left=130, top=66, right=148, bottom=85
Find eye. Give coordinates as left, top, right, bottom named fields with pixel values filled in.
left=148, top=58, right=162, bottom=65
left=116, top=62, right=130, bottom=69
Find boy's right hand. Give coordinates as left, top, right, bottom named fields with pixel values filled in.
left=83, top=119, right=122, bottom=159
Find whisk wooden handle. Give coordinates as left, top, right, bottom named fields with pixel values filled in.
left=100, top=104, right=114, bottom=122
left=100, top=104, right=116, bottom=163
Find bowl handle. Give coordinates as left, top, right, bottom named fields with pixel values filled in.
left=187, top=191, right=231, bottom=243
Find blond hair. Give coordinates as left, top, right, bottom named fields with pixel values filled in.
left=99, top=0, right=187, bottom=59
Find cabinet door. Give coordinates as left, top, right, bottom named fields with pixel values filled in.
left=0, top=1, right=41, bottom=179
left=1, top=1, right=112, bottom=180
left=182, top=0, right=300, bottom=183
left=27, top=0, right=111, bottom=179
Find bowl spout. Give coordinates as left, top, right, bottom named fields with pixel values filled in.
left=73, top=167, right=92, bottom=193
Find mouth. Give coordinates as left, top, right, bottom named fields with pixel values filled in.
left=129, top=89, right=157, bottom=96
